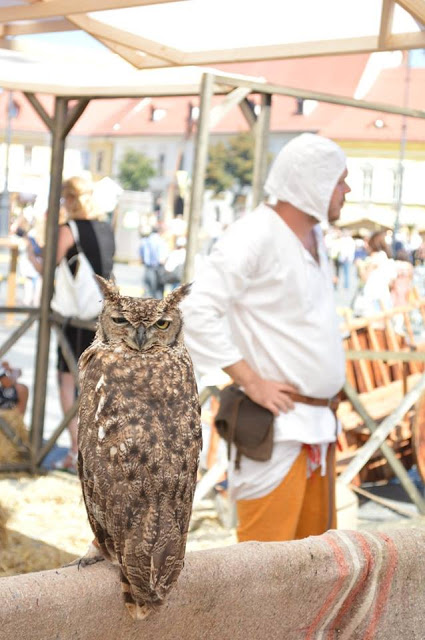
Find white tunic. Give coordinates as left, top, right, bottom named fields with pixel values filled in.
left=182, top=204, right=346, bottom=499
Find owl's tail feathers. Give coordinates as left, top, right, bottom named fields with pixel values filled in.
left=120, top=571, right=158, bottom=620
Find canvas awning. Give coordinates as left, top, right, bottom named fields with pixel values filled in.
left=0, top=0, right=423, bottom=72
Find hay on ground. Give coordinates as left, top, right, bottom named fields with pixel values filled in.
left=0, top=409, right=29, bottom=463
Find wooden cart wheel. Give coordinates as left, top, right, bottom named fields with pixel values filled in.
left=413, top=391, right=425, bottom=484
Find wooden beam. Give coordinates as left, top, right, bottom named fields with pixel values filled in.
left=386, top=30, right=425, bottom=48
left=23, top=92, right=54, bottom=131
left=211, top=73, right=425, bottom=119
left=339, top=372, right=425, bottom=487
left=252, top=93, right=271, bottom=208
left=395, top=0, right=425, bottom=26
left=183, top=73, right=215, bottom=284
left=209, top=87, right=251, bottom=129
left=0, top=0, right=186, bottom=23
left=342, top=380, right=425, bottom=514
left=180, top=33, right=425, bottom=66
left=63, top=97, right=90, bottom=136
left=96, top=36, right=167, bottom=69
left=68, top=13, right=186, bottom=64
left=30, top=96, right=67, bottom=460
left=3, top=18, right=75, bottom=36
left=239, top=98, right=257, bottom=129
left=379, top=0, right=395, bottom=48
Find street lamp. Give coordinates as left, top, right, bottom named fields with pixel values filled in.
left=0, top=91, right=19, bottom=237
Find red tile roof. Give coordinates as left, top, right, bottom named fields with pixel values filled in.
left=1, top=54, right=424, bottom=142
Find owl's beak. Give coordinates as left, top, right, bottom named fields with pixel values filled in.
left=135, top=326, right=146, bottom=349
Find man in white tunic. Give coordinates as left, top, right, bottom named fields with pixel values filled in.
left=182, top=133, right=350, bottom=541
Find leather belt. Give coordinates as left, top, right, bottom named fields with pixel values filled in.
left=287, top=392, right=340, bottom=414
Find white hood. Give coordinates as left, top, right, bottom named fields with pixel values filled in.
left=264, top=133, right=346, bottom=223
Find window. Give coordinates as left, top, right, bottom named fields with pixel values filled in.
left=151, top=107, right=167, bottom=122
left=96, top=151, right=104, bottom=173
left=190, top=105, right=199, bottom=121
left=294, top=98, right=304, bottom=115
left=81, top=150, right=90, bottom=171
left=392, top=165, right=403, bottom=205
left=24, top=145, right=32, bottom=169
left=158, top=153, right=165, bottom=177
left=361, top=163, right=373, bottom=202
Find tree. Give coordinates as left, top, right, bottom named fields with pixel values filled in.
left=205, top=133, right=254, bottom=195
left=118, top=149, right=156, bottom=191
left=205, top=141, right=234, bottom=194
left=226, top=132, right=254, bottom=192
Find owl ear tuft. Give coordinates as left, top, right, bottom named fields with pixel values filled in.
left=95, top=275, right=120, bottom=300
left=162, top=282, right=192, bottom=309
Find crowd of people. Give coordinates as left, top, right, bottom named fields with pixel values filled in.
left=325, top=226, right=425, bottom=322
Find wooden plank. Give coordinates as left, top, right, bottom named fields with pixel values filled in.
left=183, top=33, right=425, bottom=67
left=0, top=314, right=37, bottom=361
left=348, top=324, right=374, bottom=393
left=183, top=73, right=215, bottom=283
left=3, top=18, right=75, bottom=36
left=345, top=349, right=425, bottom=362
left=95, top=37, right=168, bottom=69
left=252, top=93, right=271, bottom=209
left=30, top=96, right=67, bottom=458
left=395, top=0, right=425, bottom=25
left=239, top=98, right=257, bottom=129
left=211, top=73, right=425, bottom=120
left=209, top=87, right=251, bottom=129
left=63, top=98, right=90, bottom=136
left=36, top=400, right=79, bottom=465
left=386, top=31, right=425, bottom=49
left=68, top=13, right=185, bottom=64
left=23, top=92, right=54, bottom=131
left=403, top=312, right=420, bottom=374
left=379, top=0, right=395, bottom=48
left=381, top=310, right=404, bottom=380
left=339, top=375, right=421, bottom=426
left=367, top=325, right=391, bottom=385
left=341, top=380, right=425, bottom=513
left=339, top=371, right=425, bottom=490
left=0, top=0, right=185, bottom=23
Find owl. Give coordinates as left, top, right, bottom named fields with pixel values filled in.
left=77, top=277, right=202, bottom=620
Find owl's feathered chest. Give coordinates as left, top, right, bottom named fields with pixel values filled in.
left=78, top=342, right=201, bottom=457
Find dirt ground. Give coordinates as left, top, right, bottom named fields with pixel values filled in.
left=0, top=472, right=236, bottom=577
left=1, top=471, right=424, bottom=578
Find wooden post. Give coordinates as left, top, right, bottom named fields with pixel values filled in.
left=252, top=93, right=272, bottom=209
left=29, top=96, right=67, bottom=461
left=183, top=73, right=215, bottom=283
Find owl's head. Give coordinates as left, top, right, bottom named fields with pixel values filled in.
left=95, top=276, right=191, bottom=352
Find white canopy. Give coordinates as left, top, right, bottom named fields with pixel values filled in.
left=0, top=0, right=423, bottom=74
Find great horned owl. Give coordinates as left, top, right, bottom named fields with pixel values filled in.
left=77, top=277, right=202, bottom=619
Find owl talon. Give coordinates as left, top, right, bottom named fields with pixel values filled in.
left=64, top=542, right=105, bottom=569
left=78, top=556, right=105, bottom=570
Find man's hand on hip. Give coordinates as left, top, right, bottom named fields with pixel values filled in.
left=244, top=378, right=297, bottom=416
left=223, top=359, right=297, bottom=417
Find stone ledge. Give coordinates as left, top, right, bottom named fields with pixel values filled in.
left=0, top=528, right=424, bottom=640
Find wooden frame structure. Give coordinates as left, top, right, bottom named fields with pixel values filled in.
left=0, top=1, right=424, bottom=69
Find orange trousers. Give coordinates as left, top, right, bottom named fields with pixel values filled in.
left=236, top=445, right=336, bottom=542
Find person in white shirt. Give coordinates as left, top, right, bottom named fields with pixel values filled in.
left=182, top=133, right=350, bottom=542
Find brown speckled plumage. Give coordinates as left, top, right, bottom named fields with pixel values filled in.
left=77, top=277, right=202, bottom=619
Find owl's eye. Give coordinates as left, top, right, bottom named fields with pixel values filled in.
left=155, top=319, right=170, bottom=330
left=111, top=316, right=128, bottom=325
